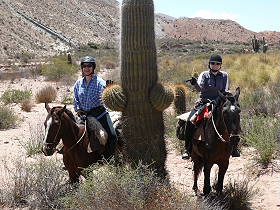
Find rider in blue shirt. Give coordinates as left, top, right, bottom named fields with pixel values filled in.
left=181, top=54, right=240, bottom=159
left=74, top=56, right=116, bottom=158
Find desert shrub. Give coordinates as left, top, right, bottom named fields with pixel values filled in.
left=20, top=99, right=34, bottom=112
left=0, top=106, right=18, bottom=129
left=35, top=85, right=57, bottom=103
left=62, top=163, right=194, bottom=210
left=203, top=178, right=258, bottom=210
left=0, top=157, right=70, bottom=209
left=99, top=56, right=118, bottom=70
left=164, top=112, right=184, bottom=154
left=240, top=86, right=280, bottom=115
left=61, top=94, right=74, bottom=105
left=0, top=89, right=32, bottom=104
left=20, top=123, right=44, bottom=156
left=241, top=114, right=279, bottom=166
left=15, top=51, right=34, bottom=63
left=41, top=56, right=78, bottom=81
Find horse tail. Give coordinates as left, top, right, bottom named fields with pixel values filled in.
left=193, top=155, right=204, bottom=177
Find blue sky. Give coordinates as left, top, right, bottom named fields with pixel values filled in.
left=117, top=0, right=279, bottom=32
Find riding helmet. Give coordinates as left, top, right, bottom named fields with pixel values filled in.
left=209, top=54, right=222, bottom=64
left=80, top=56, right=96, bottom=69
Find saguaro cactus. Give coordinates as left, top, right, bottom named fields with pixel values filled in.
left=262, top=37, right=268, bottom=53
left=174, top=83, right=187, bottom=115
left=102, top=0, right=174, bottom=177
left=252, top=35, right=260, bottom=53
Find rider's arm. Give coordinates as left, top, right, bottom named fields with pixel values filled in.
left=194, top=72, right=205, bottom=92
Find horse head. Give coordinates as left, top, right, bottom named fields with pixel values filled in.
left=219, top=87, right=241, bottom=140
left=42, top=103, right=67, bottom=156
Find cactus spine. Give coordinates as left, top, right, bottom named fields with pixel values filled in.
left=102, top=0, right=174, bottom=177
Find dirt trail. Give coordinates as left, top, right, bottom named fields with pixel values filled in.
left=165, top=139, right=280, bottom=210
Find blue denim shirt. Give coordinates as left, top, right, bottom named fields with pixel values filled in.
left=195, top=70, right=229, bottom=101
left=74, top=75, right=106, bottom=111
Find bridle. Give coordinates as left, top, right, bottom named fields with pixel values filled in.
left=210, top=102, right=240, bottom=143
left=44, top=112, right=87, bottom=154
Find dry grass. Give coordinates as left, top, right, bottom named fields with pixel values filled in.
left=35, top=85, right=57, bottom=103
left=20, top=99, right=34, bottom=112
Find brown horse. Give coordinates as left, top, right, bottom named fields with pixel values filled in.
left=191, top=87, right=241, bottom=195
left=42, top=103, right=120, bottom=183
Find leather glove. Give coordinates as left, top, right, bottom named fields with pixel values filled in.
left=106, top=80, right=114, bottom=87
left=190, top=77, right=197, bottom=85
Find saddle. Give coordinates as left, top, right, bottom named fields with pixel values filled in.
left=85, top=117, right=108, bottom=153
left=176, top=104, right=212, bottom=142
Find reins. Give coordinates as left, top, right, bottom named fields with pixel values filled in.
left=210, top=103, right=227, bottom=142
left=63, top=120, right=87, bottom=154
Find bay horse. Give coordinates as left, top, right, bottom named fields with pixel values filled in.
left=191, top=87, right=241, bottom=195
left=42, top=103, right=121, bottom=183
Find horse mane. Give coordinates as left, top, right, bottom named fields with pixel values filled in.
left=64, top=109, right=76, bottom=122
left=52, top=106, right=76, bottom=122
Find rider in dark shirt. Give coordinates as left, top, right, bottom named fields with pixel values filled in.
left=181, top=54, right=240, bottom=159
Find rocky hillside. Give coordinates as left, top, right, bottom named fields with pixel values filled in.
left=0, top=0, right=279, bottom=60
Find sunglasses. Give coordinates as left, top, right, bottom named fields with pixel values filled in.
left=210, top=62, right=222, bottom=65
left=82, top=64, right=93, bottom=68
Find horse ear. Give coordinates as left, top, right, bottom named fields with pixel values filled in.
left=235, top=87, right=240, bottom=101
left=45, top=103, right=51, bottom=113
left=218, top=91, right=226, bottom=101
left=57, top=105, right=67, bottom=116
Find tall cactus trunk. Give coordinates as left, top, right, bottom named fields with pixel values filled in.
left=121, top=0, right=166, bottom=177
left=103, top=0, right=174, bottom=177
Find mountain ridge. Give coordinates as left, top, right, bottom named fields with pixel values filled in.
left=0, top=0, right=278, bottom=59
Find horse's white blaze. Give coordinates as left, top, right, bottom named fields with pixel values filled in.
left=230, top=105, right=236, bottom=111
left=44, top=117, right=53, bottom=144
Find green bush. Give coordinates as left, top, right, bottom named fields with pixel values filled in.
left=20, top=124, right=44, bottom=156
left=42, top=56, right=78, bottom=81
left=0, top=106, right=18, bottom=129
left=0, top=89, right=32, bottom=104
left=241, top=114, right=279, bottom=166
left=240, top=86, right=280, bottom=115
left=61, top=94, right=74, bottom=105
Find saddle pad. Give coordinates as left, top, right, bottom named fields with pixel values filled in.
left=176, top=111, right=191, bottom=121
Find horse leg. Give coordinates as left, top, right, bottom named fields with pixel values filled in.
left=63, top=154, right=80, bottom=184
left=192, top=156, right=203, bottom=195
left=216, top=160, right=229, bottom=193
left=203, top=162, right=213, bottom=195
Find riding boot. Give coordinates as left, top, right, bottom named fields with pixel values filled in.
left=182, top=122, right=195, bottom=159
left=231, top=136, right=240, bottom=157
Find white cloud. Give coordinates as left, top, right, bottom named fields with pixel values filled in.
left=190, top=10, right=240, bottom=21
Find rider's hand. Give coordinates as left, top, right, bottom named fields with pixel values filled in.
left=77, top=109, right=86, bottom=117
left=190, top=77, right=197, bottom=85
left=106, top=80, right=114, bottom=87
left=80, top=114, right=87, bottom=121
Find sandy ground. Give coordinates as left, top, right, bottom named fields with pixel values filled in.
left=0, top=75, right=279, bottom=210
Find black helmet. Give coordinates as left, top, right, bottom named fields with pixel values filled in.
left=209, top=54, right=222, bottom=64
left=80, top=56, right=96, bottom=69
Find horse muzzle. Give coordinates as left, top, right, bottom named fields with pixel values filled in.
left=42, top=145, right=55, bottom=156
left=229, top=135, right=240, bottom=144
